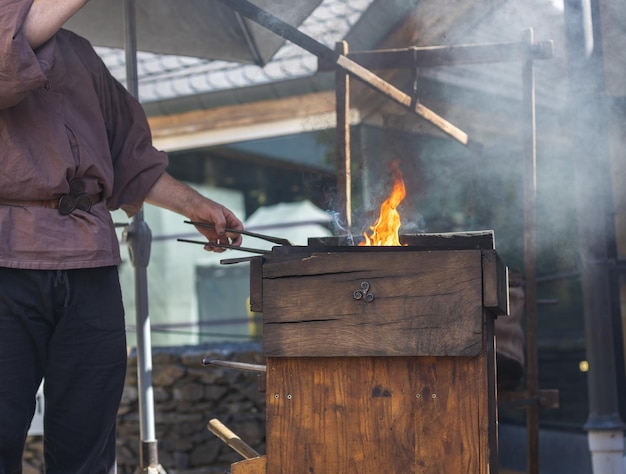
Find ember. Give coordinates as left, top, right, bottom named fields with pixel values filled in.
left=359, top=161, right=406, bottom=246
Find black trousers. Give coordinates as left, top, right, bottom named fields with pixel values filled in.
left=0, top=267, right=127, bottom=474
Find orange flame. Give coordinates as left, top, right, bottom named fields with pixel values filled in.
left=359, top=166, right=406, bottom=246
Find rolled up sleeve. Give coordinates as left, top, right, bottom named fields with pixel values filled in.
left=96, top=61, right=169, bottom=217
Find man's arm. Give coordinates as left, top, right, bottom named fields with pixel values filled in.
left=23, top=0, right=89, bottom=48
left=145, top=172, right=244, bottom=252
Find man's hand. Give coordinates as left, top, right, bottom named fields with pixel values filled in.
left=187, top=203, right=244, bottom=253
left=23, top=0, right=90, bottom=48
left=145, top=172, right=244, bottom=253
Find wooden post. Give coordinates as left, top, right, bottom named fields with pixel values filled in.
left=522, top=28, right=540, bottom=474
left=336, top=41, right=351, bottom=230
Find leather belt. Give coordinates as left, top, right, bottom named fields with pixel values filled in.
left=0, top=179, right=101, bottom=215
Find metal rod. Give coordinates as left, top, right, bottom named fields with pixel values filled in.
left=184, top=220, right=291, bottom=246
left=202, top=358, right=267, bottom=373
left=522, top=28, right=540, bottom=474
left=123, top=1, right=163, bottom=472
left=216, top=0, right=476, bottom=149
left=124, top=0, right=138, bottom=98
left=177, top=238, right=271, bottom=254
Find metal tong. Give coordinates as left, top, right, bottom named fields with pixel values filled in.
left=178, top=220, right=292, bottom=254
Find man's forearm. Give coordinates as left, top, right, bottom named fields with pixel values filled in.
left=23, top=0, right=89, bottom=48
left=144, top=172, right=203, bottom=217
left=145, top=172, right=244, bottom=246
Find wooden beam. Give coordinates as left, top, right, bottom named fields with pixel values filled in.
left=218, top=0, right=472, bottom=148
left=318, top=41, right=554, bottom=71
left=148, top=91, right=337, bottom=137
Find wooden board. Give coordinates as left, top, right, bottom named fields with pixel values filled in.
left=261, top=250, right=484, bottom=357
left=482, top=250, right=509, bottom=316
left=231, top=456, right=267, bottom=474
left=265, top=355, right=496, bottom=474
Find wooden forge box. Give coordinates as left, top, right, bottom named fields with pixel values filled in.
left=237, top=232, right=508, bottom=474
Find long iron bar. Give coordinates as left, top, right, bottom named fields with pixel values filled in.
left=184, top=220, right=291, bottom=246
left=203, top=358, right=267, bottom=373
left=177, top=238, right=272, bottom=254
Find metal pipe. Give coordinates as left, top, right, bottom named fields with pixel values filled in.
left=563, top=0, right=626, bottom=472
left=202, top=358, right=267, bottom=373
left=123, top=1, right=163, bottom=472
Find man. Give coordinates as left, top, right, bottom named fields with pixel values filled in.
left=0, top=1, right=244, bottom=472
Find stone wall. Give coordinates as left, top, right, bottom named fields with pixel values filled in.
left=22, top=343, right=267, bottom=474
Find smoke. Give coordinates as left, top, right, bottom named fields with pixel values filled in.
left=326, top=210, right=356, bottom=245
left=347, top=0, right=584, bottom=276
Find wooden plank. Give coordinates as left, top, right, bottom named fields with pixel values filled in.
left=317, top=42, right=554, bottom=71
left=207, top=418, right=261, bottom=460
left=265, top=356, right=495, bottom=473
left=498, top=389, right=560, bottom=409
left=262, top=250, right=484, bottom=357
left=335, top=40, right=352, bottom=229
left=231, top=455, right=267, bottom=474
left=147, top=91, right=336, bottom=137
left=249, top=256, right=264, bottom=313
left=483, top=308, right=498, bottom=474
left=482, top=250, right=509, bottom=316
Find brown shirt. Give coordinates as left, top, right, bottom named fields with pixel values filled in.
left=0, top=1, right=168, bottom=269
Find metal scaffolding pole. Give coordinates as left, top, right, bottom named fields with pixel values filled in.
left=564, top=0, right=626, bottom=472
left=122, top=1, right=165, bottom=472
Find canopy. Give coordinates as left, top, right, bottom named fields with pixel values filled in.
left=64, top=0, right=322, bottom=65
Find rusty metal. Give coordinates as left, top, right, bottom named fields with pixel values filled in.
left=353, top=281, right=374, bottom=302
left=202, top=358, right=267, bottom=373
left=176, top=238, right=271, bottom=254
left=217, top=0, right=474, bottom=149
left=184, top=220, right=292, bottom=246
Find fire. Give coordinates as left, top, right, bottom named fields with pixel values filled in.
left=359, top=165, right=406, bottom=246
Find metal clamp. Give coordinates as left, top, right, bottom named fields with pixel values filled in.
left=353, top=281, right=374, bottom=302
